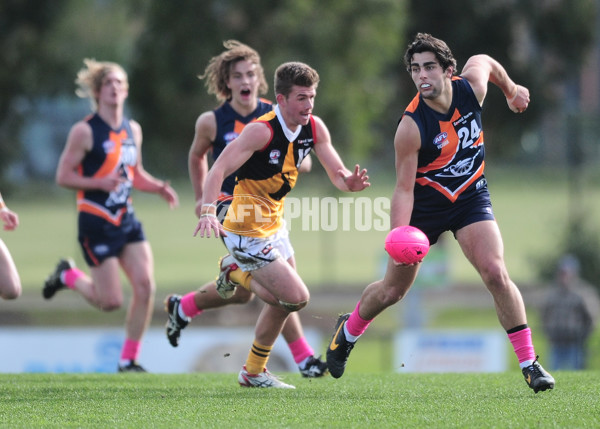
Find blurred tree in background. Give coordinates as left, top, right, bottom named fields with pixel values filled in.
left=0, top=0, right=68, bottom=193
left=129, top=0, right=405, bottom=175
left=1, top=0, right=596, bottom=182
left=404, top=0, right=596, bottom=161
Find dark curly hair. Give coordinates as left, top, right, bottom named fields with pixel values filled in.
left=403, top=33, right=458, bottom=75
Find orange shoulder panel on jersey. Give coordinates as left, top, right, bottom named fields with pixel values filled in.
left=405, top=94, right=421, bottom=114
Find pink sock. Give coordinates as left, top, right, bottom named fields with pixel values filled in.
left=288, top=336, right=314, bottom=364
left=120, top=338, right=141, bottom=361
left=181, top=292, right=203, bottom=318
left=508, top=327, right=536, bottom=364
left=62, top=267, right=85, bottom=290
left=345, top=301, right=373, bottom=337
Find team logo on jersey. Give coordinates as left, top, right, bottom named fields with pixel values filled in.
left=102, top=140, right=115, bottom=153
left=433, top=132, right=449, bottom=149
left=224, top=132, right=239, bottom=144
left=269, top=149, right=281, bottom=164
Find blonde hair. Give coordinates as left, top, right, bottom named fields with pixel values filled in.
left=199, top=40, right=268, bottom=102
left=75, top=58, right=128, bottom=111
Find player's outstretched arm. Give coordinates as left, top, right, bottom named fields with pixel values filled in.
left=189, top=111, right=215, bottom=217
left=461, top=54, right=530, bottom=113
left=129, top=120, right=179, bottom=208
left=311, top=116, right=370, bottom=192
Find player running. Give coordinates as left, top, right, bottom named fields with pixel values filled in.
left=43, top=59, right=179, bottom=373
left=326, top=33, right=554, bottom=393
left=164, top=41, right=327, bottom=378
left=195, top=61, right=369, bottom=388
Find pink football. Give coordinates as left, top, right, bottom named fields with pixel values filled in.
left=385, top=226, right=430, bottom=264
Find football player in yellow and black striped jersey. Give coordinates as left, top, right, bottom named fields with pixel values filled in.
left=195, top=61, right=370, bottom=388
left=165, top=41, right=328, bottom=379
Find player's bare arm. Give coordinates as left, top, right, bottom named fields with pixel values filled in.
left=189, top=111, right=216, bottom=217
left=390, top=116, right=420, bottom=228
left=128, top=120, right=179, bottom=208
left=195, top=121, right=271, bottom=238
left=311, top=116, right=370, bottom=192
left=56, top=121, right=122, bottom=192
left=461, top=54, right=529, bottom=113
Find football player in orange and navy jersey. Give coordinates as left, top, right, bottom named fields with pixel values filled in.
left=42, top=59, right=179, bottom=373
left=327, top=33, right=555, bottom=393
left=0, top=192, right=21, bottom=300
left=194, top=61, right=370, bottom=388
left=164, top=41, right=327, bottom=379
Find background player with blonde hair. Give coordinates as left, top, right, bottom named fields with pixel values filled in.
left=43, top=59, right=179, bottom=372
left=165, top=41, right=327, bottom=378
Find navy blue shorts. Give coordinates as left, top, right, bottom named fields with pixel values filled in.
left=77, top=211, right=146, bottom=267
left=410, top=189, right=495, bottom=245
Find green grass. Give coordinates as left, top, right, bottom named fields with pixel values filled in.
left=3, top=167, right=600, bottom=371
left=1, top=372, right=598, bottom=428
left=2, top=168, right=600, bottom=428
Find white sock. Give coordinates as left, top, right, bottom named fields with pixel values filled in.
left=343, top=324, right=360, bottom=343
left=298, top=356, right=311, bottom=369
left=178, top=305, right=189, bottom=320
left=519, top=359, right=534, bottom=369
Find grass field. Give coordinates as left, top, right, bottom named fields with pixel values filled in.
left=1, top=372, right=598, bottom=428
left=2, top=166, right=600, bottom=370
left=2, top=167, right=600, bottom=428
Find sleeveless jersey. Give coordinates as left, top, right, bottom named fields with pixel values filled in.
left=213, top=99, right=273, bottom=195
left=76, top=113, right=137, bottom=226
left=223, top=106, right=315, bottom=237
left=403, top=77, right=487, bottom=209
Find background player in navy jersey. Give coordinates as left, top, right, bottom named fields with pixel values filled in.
left=0, top=192, right=21, bottom=300
left=43, top=59, right=179, bottom=372
left=327, top=33, right=555, bottom=393
left=164, top=41, right=327, bottom=378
